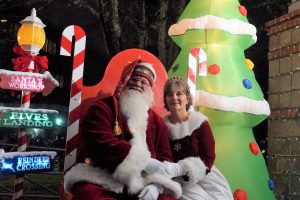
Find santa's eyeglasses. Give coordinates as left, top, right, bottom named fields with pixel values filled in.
left=128, top=76, right=150, bottom=86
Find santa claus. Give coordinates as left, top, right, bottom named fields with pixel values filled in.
left=64, top=56, right=181, bottom=200
left=64, top=50, right=203, bottom=200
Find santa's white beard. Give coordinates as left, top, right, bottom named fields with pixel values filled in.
left=120, top=87, right=154, bottom=120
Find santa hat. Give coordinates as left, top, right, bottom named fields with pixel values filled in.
left=132, top=62, right=157, bottom=85
left=114, top=60, right=157, bottom=97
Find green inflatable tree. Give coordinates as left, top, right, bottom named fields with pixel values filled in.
left=168, top=0, right=275, bottom=199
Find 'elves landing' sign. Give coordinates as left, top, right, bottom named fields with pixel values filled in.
left=0, top=107, right=59, bottom=128
left=0, top=151, right=56, bottom=175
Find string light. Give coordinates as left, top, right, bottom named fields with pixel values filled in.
left=265, top=6, right=300, bottom=199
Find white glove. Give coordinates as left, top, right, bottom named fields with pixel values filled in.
left=144, top=158, right=169, bottom=175
left=164, top=161, right=186, bottom=178
left=138, top=184, right=163, bottom=200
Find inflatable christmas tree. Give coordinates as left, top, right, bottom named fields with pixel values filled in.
left=168, top=0, right=275, bottom=199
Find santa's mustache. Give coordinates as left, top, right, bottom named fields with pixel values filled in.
left=128, top=85, right=143, bottom=93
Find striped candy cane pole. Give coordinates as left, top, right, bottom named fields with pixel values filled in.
left=13, top=62, right=34, bottom=200
left=188, top=48, right=207, bottom=100
left=60, top=25, right=86, bottom=172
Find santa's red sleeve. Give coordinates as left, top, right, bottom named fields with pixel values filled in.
left=79, top=97, right=132, bottom=171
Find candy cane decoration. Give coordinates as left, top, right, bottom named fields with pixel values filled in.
left=13, top=62, right=34, bottom=200
left=60, top=25, right=86, bottom=171
left=188, top=48, right=207, bottom=100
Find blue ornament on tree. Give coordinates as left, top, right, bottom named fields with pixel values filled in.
left=268, top=179, right=275, bottom=190
left=243, top=79, right=252, bottom=89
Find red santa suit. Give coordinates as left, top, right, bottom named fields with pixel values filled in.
left=164, top=111, right=233, bottom=200
left=64, top=96, right=181, bottom=200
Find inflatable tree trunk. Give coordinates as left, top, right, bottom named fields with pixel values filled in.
left=168, top=0, right=275, bottom=199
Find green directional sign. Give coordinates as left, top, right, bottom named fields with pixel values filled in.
left=0, top=107, right=59, bottom=129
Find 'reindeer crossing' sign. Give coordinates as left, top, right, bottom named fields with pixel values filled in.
left=0, top=150, right=57, bottom=175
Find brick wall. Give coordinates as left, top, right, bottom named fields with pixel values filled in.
left=267, top=2, right=300, bottom=199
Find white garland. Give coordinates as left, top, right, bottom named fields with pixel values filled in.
left=168, top=15, right=257, bottom=42
left=195, top=90, right=270, bottom=115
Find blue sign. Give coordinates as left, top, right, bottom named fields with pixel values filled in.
left=0, top=154, right=55, bottom=175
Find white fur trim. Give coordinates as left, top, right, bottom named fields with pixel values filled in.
left=195, top=90, right=270, bottom=115
left=64, top=163, right=124, bottom=194
left=145, top=173, right=182, bottom=198
left=164, top=111, right=208, bottom=140
left=113, top=143, right=150, bottom=194
left=113, top=104, right=151, bottom=194
left=178, top=157, right=207, bottom=185
left=64, top=163, right=183, bottom=198
left=168, top=15, right=257, bottom=42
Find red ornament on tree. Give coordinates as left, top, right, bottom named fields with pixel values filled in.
left=238, top=5, right=247, bottom=16
left=249, top=141, right=259, bottom=155
left=234, top=189, right=247, bottom=200
left=208, top=64, right=220, bottom=75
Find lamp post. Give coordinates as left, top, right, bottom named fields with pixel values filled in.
left=13, top=8, right=46, bottom=200
left=17, top=8, right=45, bottom=56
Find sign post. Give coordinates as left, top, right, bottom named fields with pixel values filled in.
left=0, top=8, right=59, bottom=199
